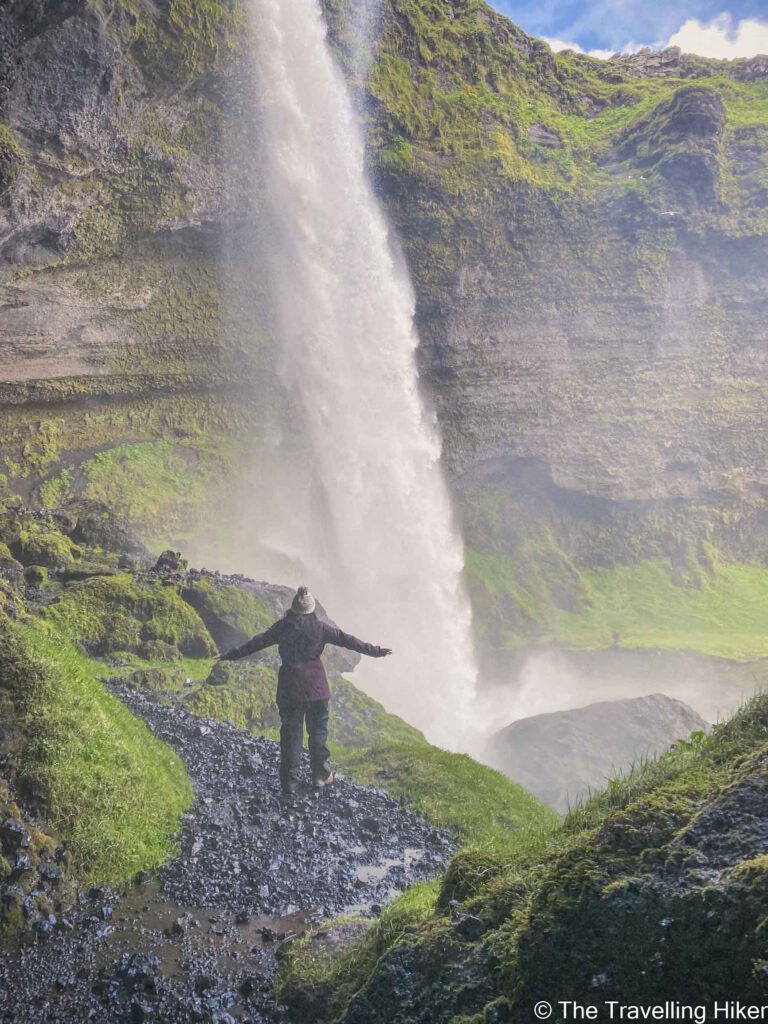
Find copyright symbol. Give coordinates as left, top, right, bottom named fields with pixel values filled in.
left=535, top=1002, right=553, bottom=1019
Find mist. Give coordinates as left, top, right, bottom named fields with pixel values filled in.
left=475, top=646, right=764, bottom=736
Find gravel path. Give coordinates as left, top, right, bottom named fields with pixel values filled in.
left=0, top=691, right=455, bottom=1023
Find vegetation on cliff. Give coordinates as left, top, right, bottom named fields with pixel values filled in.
left=467, top=544, right=768, bottom=660
left=45, top=573, right=218, bottom=658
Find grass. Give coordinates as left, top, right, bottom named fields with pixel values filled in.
left=547, top=557, right=768, bottom=660
left=465, top=526, right=768, bottom=661
left=65, top=440, right=234, bottom=551
left=334, top=742, right=559, bottom=853
left=278, top=737, right=559, bottom=1021
left=2, top=617, right=192, bottom=884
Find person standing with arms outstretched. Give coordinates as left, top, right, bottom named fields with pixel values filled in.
left=218, top=586, right=391, bottom=798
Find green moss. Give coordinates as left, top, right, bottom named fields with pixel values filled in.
left=44, top=573, right=216, bottom=657
left=548, top=557, right=768, bottom=660
left=14, top=524, right=83, bottom=570
left=0, top=122, right=25, bottom=199
left=464, top=470, right=768, bottom=661
left=327, top=676, right=426, bottom=747
left=180, top=577, right=273, bottom=642
left=183, top=661, right=281, bottom=733
left=0, top=615, right=192, bottom=883
left=73, top=0, right=244, bottom=92
left=39, top=469, right=73, bottom=510
left=278, top=880, right=441, bottom=1021
left=72, top=440, right=239, bottom=550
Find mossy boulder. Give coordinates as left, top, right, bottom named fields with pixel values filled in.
left=12, top=524, right=83, bottom=571
left=185, top=661, right=282, bottom=731
left=180, top=576, right=274, bottom=652
left=70, top=503, right=151, bottom=561
left=44, top=573, right=216, bottom=657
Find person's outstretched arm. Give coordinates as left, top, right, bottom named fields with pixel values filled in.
left=219, top=620, right=283, bottom=661
left=323, top=623, right=391, bottom=658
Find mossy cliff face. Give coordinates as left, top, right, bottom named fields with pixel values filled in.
left=1, top=0, right=768, bottom=658
left=322, top=0, right=768, bottom=659
left=0, top=0, right=273, bottom=542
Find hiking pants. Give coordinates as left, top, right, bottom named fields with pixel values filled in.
left=278, top=698, right=331, bottom=792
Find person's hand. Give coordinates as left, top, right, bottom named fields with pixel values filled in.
left=380, top=648, right=393, bottom=657
left=212, top=653, right=222, bottom=661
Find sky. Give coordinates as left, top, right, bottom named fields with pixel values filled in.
left=487, top=2, right=768, bottom=59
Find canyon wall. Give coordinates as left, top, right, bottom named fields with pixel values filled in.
left=1, top=0, right=767, bottom=664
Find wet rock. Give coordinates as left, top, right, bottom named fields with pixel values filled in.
left=11, top=853, right=30, bottom=875
left=0, top=819, right=30, bottom=853
left=153, top=550, right=187, bottom=574
left=127, top=998, right=152, bottom=1023
left=114, top=953, right=160, bottom=993
left=168, top=911, right=199, bottom=935
left=34, top=916, right=55, bottom=939
left=454, top=913, right=485, bottom=941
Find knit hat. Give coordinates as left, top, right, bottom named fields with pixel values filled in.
left=291, top=585, right=316, bottom=615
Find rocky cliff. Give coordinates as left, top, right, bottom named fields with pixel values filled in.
left=1, top=0, right=768, bottom=667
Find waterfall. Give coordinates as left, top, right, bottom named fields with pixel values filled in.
left=238, top=0, right=479, bottom=748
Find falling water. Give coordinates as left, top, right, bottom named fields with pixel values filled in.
left=238, top=0, right=479, bottom=747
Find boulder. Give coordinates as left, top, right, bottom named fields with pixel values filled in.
left=489, top=693, right=708, bottom=812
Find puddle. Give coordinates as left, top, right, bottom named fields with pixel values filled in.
left=354, top=847, right=425, bottom=884
left=97, top=878, right=319, bottom=981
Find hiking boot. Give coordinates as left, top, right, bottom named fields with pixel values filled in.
left=313, top=769, right=335, bottom=790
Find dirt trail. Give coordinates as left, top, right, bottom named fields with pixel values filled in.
left=0, top=690, right=455, bottom=1023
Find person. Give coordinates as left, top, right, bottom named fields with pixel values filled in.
left=217, top=586, right=391, bottom=798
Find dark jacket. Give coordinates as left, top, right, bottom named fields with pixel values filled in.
left=220, top=612, right=387, bottom=704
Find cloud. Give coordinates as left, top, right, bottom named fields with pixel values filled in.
left=667, top=13, right=768, bottom=58
left=540, top=36, right=635, bottom=60
left=543, top=13, right=768, bottom=61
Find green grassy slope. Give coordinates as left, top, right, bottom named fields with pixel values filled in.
left=336, top=743, right=557, bottom=853
left=0, top=616, right=192, bottom=886
left=326, top=0, right=768, bottom=228
left=467, top=547, right=768, bottom=660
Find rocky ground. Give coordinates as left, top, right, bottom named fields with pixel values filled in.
left=0, top=689, right=456, bottom=1023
